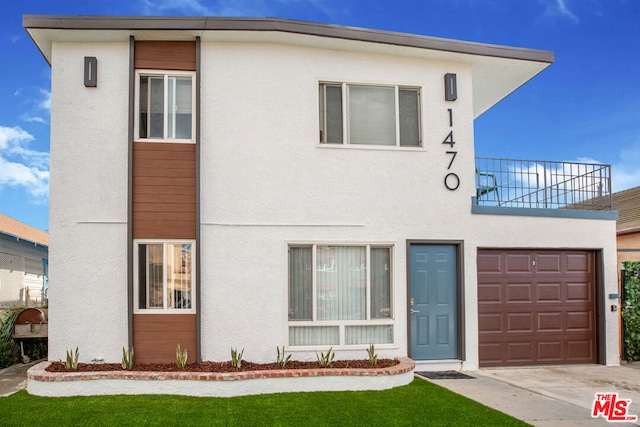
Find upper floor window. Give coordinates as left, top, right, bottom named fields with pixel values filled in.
left=136, top=70, right=195, bottom=143
left=319, top=83, right=421, bottom=147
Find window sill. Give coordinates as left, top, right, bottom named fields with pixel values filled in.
left=134, top=138, right=195, bottom=144
left=133, top=310, right=196, bottom=315
left=316, top=143, right=425, bottom=152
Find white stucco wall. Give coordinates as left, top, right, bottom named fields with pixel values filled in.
left=48, top=41, right=129, bottom=363
left=198, top=41, right=618, bottom=367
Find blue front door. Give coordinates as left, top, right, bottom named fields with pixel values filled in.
left=409, top=244, right=458, bottom=360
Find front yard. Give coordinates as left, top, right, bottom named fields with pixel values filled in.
left=0, top=378, right=527, bottom=426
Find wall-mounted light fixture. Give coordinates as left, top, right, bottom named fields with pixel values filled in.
left=84, top=56, right=97, bottom=87
left=444, top=73, right=457, bottom=101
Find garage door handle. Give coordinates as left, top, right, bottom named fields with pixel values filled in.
left=410, top=309, right=420, bottom=314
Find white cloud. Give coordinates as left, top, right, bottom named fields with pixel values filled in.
left=610, top=143, right=640, bottom=192
left=0, top=125, right=49, bottom=202
left=21, top=115, right=47, bottom=124
left=539, top=0, right=579, bottom=23
left=38, top=89, right=51, bottom=111
left=11, top=35, right=21, bottom=43
left=142, top=0, right=212, bottom=14
left=139, top=0, right=336, bottom=19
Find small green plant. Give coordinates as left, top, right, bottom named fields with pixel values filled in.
left=276, top=346, right=291, bottom=367
left=366, top=343, right=378, bottom=367
left=315, top=347, right=335, bottom=367
left=122, top=346, right=135, bottom=370
left=231, top=347, right=244, bottom=369
left=176, top=344, right=188, bottom=368
left=65, top=347, right=79, bottom=370
left=0, top=305, right=22, bottom=369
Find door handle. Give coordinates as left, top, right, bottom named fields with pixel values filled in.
left=410, top=309, right=420, bottom=314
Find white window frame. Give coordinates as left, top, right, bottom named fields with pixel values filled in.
left=134, top=70, right=196, bottom=144
left=133, top=239, right=196, bottom=314
left=319, top=82, right=422, bottom=149
left=287, top=243, right=395, bottom=349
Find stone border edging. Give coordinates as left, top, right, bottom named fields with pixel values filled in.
left=27, top=357, right=415, bottom=397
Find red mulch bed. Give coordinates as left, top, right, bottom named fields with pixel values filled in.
left=46, top=359, right=396, bottom=373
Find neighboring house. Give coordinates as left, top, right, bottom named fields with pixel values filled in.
left=0, top=214, right=48, bottom=306
left=612, top=186, right=640, bottom=268
left=24, top=15, right=620, bottom=370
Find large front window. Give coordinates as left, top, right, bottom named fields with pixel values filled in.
left=135, top=241, right=194, bottom=312
left=288, top=244, right=393, bottom=347
left=319, top=83, right=421, bottom=147
left=136, top=71, right=195, bottom=142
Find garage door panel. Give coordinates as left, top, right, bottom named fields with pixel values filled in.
left=566, top=252, right=592, bottom=273
left=507, top=283, right=533, bottom=302
left=478, top=313, right=502, bottom=332
left=567, top=282, right=592, bottom=302
left=567, top=339, right=594, bottom=361
left=478, top=249, right=596, bottom=367
left=505, top=254, right=533, bottom=273
left=538, top=312, right=562, bottom=331
left=479, top=342, right=503, bottom=364
left=537, top=282, right=562, bottom=301
left=478, top=282, right=501, bottom=303
left=566, top=311, right=593, bottom=331
left=477, top=253, right=501, bottom=273
left=538, top=341, right=562, bottom=362
left=507, top=313, right=533, bottom=332
left=507, top=342, right=534, bottom=363
left=536, top=253, right=562, bottom=272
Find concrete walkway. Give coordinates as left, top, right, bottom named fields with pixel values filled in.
left=423, top=363, right=640, bottom=426
left=0, top=360, right=39, bottom=397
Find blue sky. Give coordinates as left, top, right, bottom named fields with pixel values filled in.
left=1, top=0, right=639, bottom=231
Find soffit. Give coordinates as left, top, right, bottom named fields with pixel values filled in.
left=24, top=15, right=553, bottom=118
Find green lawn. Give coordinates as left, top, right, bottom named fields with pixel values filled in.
left=0, top=378, right=528, bottom=426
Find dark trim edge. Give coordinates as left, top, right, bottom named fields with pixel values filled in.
left=195, top=36, right=202, bottom=364
left=472, top=198, right=619, bottom=220
left=22, top=15, right=554, bottom=64
left=127, top=35, right=135, bottom=349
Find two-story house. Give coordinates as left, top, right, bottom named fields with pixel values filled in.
left=24, top=15, right=619, bottom=371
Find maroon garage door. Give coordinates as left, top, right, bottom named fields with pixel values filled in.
left=477, top=249, right=597, bottom=367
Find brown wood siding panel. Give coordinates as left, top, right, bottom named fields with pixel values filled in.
left=477, top=249, right=596, bottom=367
left=133, top=313, right=196, bottom=363
left=134, top=41, right=196, bottom=71
left=132, top=142, right=196, bottom=239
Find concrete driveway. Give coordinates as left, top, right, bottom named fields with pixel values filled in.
left=423, top=363, right=640, bottom=426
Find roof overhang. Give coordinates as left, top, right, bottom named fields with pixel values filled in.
left=23, top=15, right=554, bottom=118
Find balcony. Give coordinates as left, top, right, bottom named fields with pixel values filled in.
left=473, top=157, right=617, bottom=220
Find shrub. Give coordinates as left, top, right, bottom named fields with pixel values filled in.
left=65, top=347, right=79, bottom=370
left=176, top=344, right=188, bottom=368
left=315, top=347, right=335, bottom=367
left=231, top=348, right=244, bottom=370
left=122, top=346, right=134, bottom=370
left=366, top=344, right=378, bottom=367
left=276, top=346, right=291, bottom=367
left=0, top=305, right=23, bottom=368
left=622, top=262, right=640, bottom=362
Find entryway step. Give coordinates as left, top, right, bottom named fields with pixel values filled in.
left=413, top=360, right=463, bottom=372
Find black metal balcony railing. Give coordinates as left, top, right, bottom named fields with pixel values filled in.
left=474, top=157, right=613, bottom=211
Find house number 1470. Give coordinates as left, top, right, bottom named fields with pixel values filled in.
left=443, top=108, right=459, bottom=190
